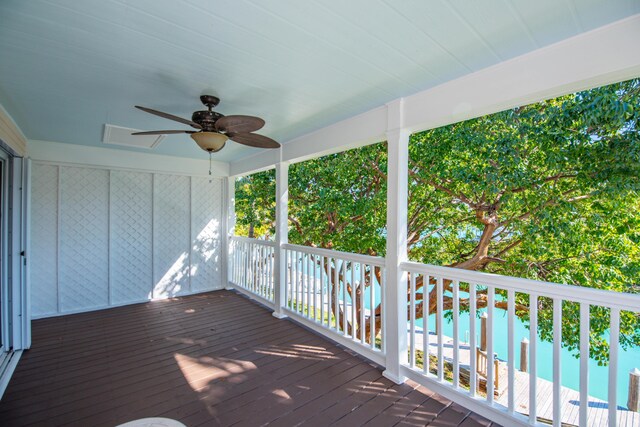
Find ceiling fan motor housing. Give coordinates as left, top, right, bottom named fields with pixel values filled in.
left=192, top=110, right=224, bottom=132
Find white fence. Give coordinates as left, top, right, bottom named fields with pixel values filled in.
left=282, top=243, right=386, bottom=366
left=229, top=236, right=276, bottom=306
left=228, top=237, right=640, bottom=427
left=400, top=261, right=640, bottom=427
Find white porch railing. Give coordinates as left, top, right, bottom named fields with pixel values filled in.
left=400, top=261, right=640, bottom=427
left=228, top=238, right=640, bottom=427
left=229, top=236, right=276, bottom=307
left=281, top=243, right=386, bottom=366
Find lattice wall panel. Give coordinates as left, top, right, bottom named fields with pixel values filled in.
left=191, top=177, right=223, bottom=291
left=153, top=174, right=191, bottom=298
left=30, top=163, right=225, bottom=318
left=30, top=164, right=59, bottom=317
left=110, top=171, right=153, bottom=304
left=59, top=167, right=109, bottom=312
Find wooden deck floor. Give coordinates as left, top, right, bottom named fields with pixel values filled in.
left=0, top=290, right=499, bottom=427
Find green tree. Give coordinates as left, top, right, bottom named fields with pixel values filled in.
left=236, top=79, right=640, bottom=363
left=235, top=170, right=276, bottom=239
left=408, top=78, right=640, bottom=362
left=288, top=144, right=387, bottom=255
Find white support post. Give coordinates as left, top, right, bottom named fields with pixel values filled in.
left=272, top=160, right=289, bottom=319
left=383, top=99, right=410, bottom=384
left=224, top=176, right=235, bottom=290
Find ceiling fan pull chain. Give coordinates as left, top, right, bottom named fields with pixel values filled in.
left=209, top=151, right=212, bottom=183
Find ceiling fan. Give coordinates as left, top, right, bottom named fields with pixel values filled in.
left=132, top=95, right=280, bottom=153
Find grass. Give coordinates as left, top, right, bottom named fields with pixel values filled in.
left=412, top=348, right=487, bottom=398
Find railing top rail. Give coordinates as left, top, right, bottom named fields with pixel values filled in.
left=400, top=261, right=640, bottom=312
left=230, top=235, right=277, bottom=247
left=283, top=243, right=386, bottom=267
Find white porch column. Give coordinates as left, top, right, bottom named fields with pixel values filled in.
left=224, top=176, right=235, bottom=290
left=272, top=161, right=289, bottom=319
left=383, top=99, right=410, bottom=384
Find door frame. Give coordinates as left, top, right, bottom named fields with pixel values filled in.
left=0, top=143, right=29, bottom=398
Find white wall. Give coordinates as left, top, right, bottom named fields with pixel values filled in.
left=30, top=161, right=224, bottom=318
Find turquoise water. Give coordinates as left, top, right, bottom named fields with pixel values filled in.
left=415, top=310, right=640, bottom=406
left=361, top=282, right=639, bottom=406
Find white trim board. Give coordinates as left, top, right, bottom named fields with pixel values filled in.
left=28, top=139, right=230, bottom=177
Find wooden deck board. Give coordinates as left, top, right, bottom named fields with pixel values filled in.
left=0, top=290, right=497, bottom=426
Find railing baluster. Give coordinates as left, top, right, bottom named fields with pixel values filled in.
left=370, top=264, right=375, bottom=350
left=259, top=244, right=264, bottom=297
left=381, top=268, right=386, bottom=354
left=307, top=254, right=316, bottom=320
left=508, top=288, right=515, bottom=413
left=303, top=252, right=307, bottom=315
left=254, top=244, right=258, bottom=295
left=312, top=254, right=316, bottom=319
left=249, top=243, right=253, bottom=292
left=609, top=308, right=620, bottom=427
left=270, top=246, right=274, bottom=299
left=579, top=302, right=589, bottom=427
left=284, top=250, right=289, bottom=307
left=263, top=245, right=267, bottom=298
left=231, top=241, right=236, bottom=284
left=237, top=242, right=241, bottom=286
left=303, top=252, right=308, bottom=317
left=267, top=246, right=271, bottom=299
left=230, top=240, right=234, bottom=284
left=410, top=272, right=416, bottom=368
left=334, top=258, right=339, bottom=331
left=437, top=277, right=444, bottom=382
left=470, top=283, right=477, bottom=396
left=320, top=256, right=325, bottom=327
left=530, top=293, right=538, bottom=424
left=487, top=286, right=495, bottom=402
left=241, top=242, right=246, bottom=288
left=553, top=298, right=562, bottom=427
left=453, top=280, right=460, bottom=388
left=314, top=254, right=319, bottom=322
left=256, top=244, right=260, bottom=296
left=294, top=250, right=299, bottom=312
left=360, top=263, right=365, bottom=344
left=252, top=243, right=256, bottom=293
left=342, top=260, right=347, bottom=335
left=422, top=274, right=428, bottom=375
left=351, top=262, right=356, bottom=339
left=308, top=254, right=313, bottom=319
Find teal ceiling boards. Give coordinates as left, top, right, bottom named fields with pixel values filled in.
left=1, top=0, right=638, bottom=161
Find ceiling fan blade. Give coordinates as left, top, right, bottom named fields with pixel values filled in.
left=229, top=132, right=280, bottom=149
left=132, top=130, right=196, bottom=135
left=215, top=115, right=265, bottom=133
left=135, top=105, right=202, bottom=129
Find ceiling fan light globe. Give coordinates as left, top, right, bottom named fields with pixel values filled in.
left=190, top=132, right=227, bottom=152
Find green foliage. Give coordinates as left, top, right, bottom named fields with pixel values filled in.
left=235, top=78, right=640, bottom=364
left=287, top=144, right=388, bottom=255
left=234, top=169, right=276, bottom=239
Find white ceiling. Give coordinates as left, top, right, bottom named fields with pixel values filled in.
left=1, top=0, right=638, bottom=162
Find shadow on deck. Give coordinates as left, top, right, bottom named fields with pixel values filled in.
left=0, top=290, right=499, bottom=426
